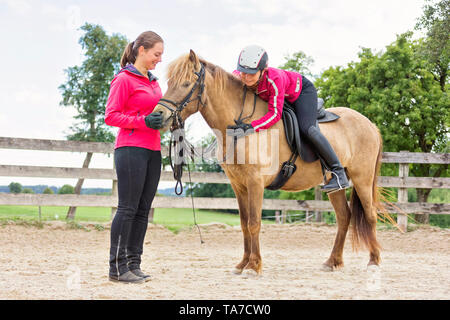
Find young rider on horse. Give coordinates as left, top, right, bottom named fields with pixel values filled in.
left=230, top=45, right=349, bottom=193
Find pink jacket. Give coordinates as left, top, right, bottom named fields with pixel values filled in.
left=233, top=67, right=302, bottom=131
left=105, top=65, right=162, bottom=151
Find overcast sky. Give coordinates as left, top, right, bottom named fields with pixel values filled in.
left=0, top=0, right=426, bottom=188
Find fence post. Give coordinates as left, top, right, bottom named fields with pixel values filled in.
left=275, top=210, right=280, bottom=224
left=314, top=186, right=323, bottom=222
left=281, top=210, right=287, bottom=224
left=397, top=155, right=409, bottom=232
left=148, top=208, right=155, bottom=223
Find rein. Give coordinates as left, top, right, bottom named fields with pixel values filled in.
left=157, top=63, right=207, bottom=244
left=227, top=86, right=258, bottom=161
left=235, top=86, right=257, bottom=125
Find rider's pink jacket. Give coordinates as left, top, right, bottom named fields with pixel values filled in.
left=105, top=65, right=162, bottom=151
left=233, top=67, right=302, bottom=132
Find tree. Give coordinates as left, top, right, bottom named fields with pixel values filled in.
left=58, top=185, right=75, bottom=194
left=8, top=182, right=22, bottom=194
left=315, top=33, right=449, bottom=223
left=278, top=51, right=315, bottom=78
left=413, top=0, right=449, bottom=223
left=22, top=188, right=34, bottom=194
left=415, top=0, right=449, bottom=92
left=59, top=23, right=128, bottom=219
left=43, top=187, right=54, bottom=194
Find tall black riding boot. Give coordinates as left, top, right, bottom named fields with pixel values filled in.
left=307, top=126, right=349, bottom=193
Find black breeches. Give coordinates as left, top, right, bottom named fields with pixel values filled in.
left=293, top=76, right=318, bottom=135
left=109, top=146, right=161, bottom=276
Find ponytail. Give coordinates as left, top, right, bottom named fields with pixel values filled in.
left=120, top=31, right=163, bottom=68
left=120, top=41, right=136, bottom=68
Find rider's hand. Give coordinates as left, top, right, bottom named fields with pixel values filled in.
left=227, top=122, right=254, bottom=138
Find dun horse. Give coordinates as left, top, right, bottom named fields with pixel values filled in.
left=153, top=50, right=384, bottom=275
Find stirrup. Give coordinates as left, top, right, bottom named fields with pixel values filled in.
left=321, top=171, right=349, bottom=194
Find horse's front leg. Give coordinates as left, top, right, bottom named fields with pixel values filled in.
left=243, top=177, right=264, bottom=276
left=229, top=182, right=250, bottom=275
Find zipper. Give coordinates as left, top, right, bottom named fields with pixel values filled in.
left=129, top=111, right=140, bottom=136
left=115, top=235, right=121, bottom=277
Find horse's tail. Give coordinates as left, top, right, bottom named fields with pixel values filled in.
left=350, top=129, right=383, bottom=252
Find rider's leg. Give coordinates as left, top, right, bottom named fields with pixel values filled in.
left=293, top=76, right=349, bottom=193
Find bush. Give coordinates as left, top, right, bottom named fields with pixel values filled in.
left=8, top=182, right=22, bottom=194
left=58, top=185, right=75, bottom=194
left=43, top=187, right=54, bottom=194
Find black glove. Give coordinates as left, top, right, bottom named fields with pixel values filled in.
left=227, top=121, right=254, bottom=138
left=145, top=112, right=163, bottom=129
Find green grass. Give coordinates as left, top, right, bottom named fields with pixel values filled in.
left=153, top=208, right=245, bottom=232
left=0, top=205, right=273, bottom=232
left=0, top=205, right=111, bottom=222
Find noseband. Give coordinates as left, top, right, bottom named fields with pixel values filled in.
left=157, top=62, right=206, bottom=130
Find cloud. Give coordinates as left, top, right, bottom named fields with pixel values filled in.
left=1, top=0, right=32, bottom=15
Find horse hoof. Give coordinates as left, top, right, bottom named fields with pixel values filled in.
left=321, top=264, right=334, bottom=272
left=232, top=268, right=243, bottom=275
left=367, top=264, right=380, bottom=272
left=242, top=269, right=260, bottom=278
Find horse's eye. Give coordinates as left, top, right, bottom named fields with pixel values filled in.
left=182, top=82, right=190, bottom=88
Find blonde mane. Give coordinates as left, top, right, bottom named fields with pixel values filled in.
left=166, top=53, right=243, bottom=94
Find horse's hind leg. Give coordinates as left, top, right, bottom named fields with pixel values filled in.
left=351, top=176, right=381, bottom=267
left=352, top=184, right=381, bottom=266
left=323, top=189, right=351, bottom=271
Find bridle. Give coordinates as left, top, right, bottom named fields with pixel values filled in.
left=157, top=62, right=206, bottom=131
left=156, top=62, right=207, bottom=244
left=156, top=62, right=207, bottom=194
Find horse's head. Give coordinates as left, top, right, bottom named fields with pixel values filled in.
left=152, top=50, right=207, bottom=132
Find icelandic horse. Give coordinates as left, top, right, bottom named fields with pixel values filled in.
left=153, top=50, right=385, bottom=276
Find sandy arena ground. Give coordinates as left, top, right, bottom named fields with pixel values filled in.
left=0, top=221, right=448, bottom=300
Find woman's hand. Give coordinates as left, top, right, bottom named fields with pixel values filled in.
left=145, top=112, right=163, bottom=129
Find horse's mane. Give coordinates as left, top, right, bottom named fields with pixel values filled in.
left=166, top=53, right=243, bottom=94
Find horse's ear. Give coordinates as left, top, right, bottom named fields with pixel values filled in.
left=189, top=49, right=199, bottom=65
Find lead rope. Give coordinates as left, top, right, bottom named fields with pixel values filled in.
left=187, top=148, right=204, bottom=244
left=169, top=129, right=184, bottom=196
left=169, top=113, right=204, bottom=244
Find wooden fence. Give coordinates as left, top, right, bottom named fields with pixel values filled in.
left=0, top=137, right=449, bottom=232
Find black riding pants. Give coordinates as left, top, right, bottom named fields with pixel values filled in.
left=293, top=76, right=318, bottom=135
left=109, top=146, right=161, bottom=276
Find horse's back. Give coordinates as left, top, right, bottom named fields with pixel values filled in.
left=320, top=107, right=381, bottom=173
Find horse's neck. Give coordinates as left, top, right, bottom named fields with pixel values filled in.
left=200, top=79, right=245, bottom=134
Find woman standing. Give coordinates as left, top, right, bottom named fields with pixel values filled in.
left=105, top=31, right=165, bottom=284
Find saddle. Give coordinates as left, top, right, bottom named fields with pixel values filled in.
left=283, top=98, right=339, bottom=163
left=266, top=98, right=340, bottom=190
